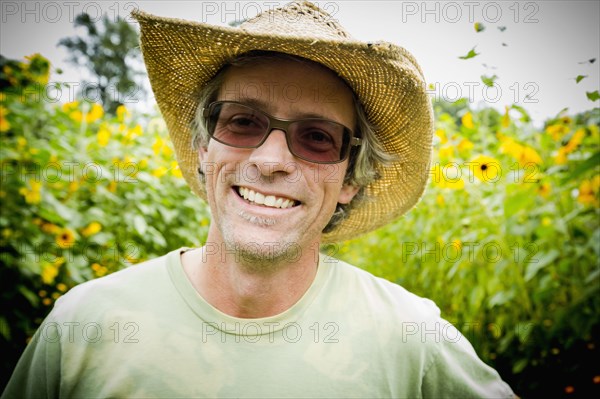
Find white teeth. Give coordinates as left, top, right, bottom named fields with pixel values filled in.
left=254, top=192, right=265, bottom=205
left=237, top=187, right=296, bottom=209
left=264, top=195, right=276, bottom=206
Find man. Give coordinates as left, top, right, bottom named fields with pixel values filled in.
left=3, top=1, right=515, bottom=397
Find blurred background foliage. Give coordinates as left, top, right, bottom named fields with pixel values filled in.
left=1, top=20, right=599, bottom=398
left=57, top=13, right=145, bottom=115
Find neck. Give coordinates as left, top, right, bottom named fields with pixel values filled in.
left=181, top=239, right=320, bottom=318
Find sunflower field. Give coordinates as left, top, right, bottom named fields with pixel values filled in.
left=1, top=54, right=599, bottom=397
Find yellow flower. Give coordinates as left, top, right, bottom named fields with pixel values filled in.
left=545, top=124, right=569, bottom=141
left=56, top=283, right=68, bottom=292
left=68, top=181, right=79, bottom=193
left=62, top=101, right=83, bottom=123
left=116, top=105, right=131, bottom=122
left=438, top=146, right=454, bottom=159
left=41, top=223, right=61, bottom=234
left=17, top=137, right=27, bottom=149
left=122, top=124, right=142, bottom=145
left=128, top=124, right=142, bottom=137
left=171, top=161, right=183, bottom=178
left=41, top=263, right=59, bottom=284
left=538, top=183, right=551, bottom=198
left=436, top=194, right=445, bottom=206
left=470, top=155, right=501, bottom=182
left=139, top=159, right=148, bottom=169
left=501, top=106, right=510, bottom=128
left=431, top=164, right=464, bottom=189
left=518, top=146, right=543, bottom=166
left=0, top=105, right=10, bottom=133
left=19, top=180, right=42, bottom=204
left=82, top=222, right=102, bottom=237
left=162, top=142, right=173, bottom=157
left=55, top=228, right=76, bottom=249
left=554, top=147, right=568, bottom=165
left=152, top=137, right=164, bottom=156
left=435, top=129, right=447, bottom=144
left=91, top=263, right=108, bottom=277
left=577, top=178, right=599, bottom=206
left=2, top=228, right=13, bottom=238
left=451, top=239, right=462, bottom=249
left=541, top=217, right=552, bottom=226
left=458, top=138, right=474, bottom=153
left=97, top=126, right=111, bottom=147
left=152, top=166, right=168, bottom=178
left=461, top=112, right=474, bottom=129
left=86, top=104, right=104, bottom=123
left=108, top=181, right=118, bottom=193
left=563, top=128, right=585, bottom=154
left=22, top=189, right=41, bottom=204
left=499, top=135, right=542, bottom=166
left=560, top=116, right=572, bottom=125
left=591, top=175, right=600, bottom=192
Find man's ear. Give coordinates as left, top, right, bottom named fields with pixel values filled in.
left=338, top=184, right=360, bottom=205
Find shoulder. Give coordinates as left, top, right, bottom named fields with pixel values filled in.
left=322, top=255, right=441, bottom=323
left=48, top=248, right=182, bottom=321
left=322, top=256, right=515, bottom=397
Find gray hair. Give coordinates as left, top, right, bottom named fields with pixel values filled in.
left=191, top=51, right=393, bottom=233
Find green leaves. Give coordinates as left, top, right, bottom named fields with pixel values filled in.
left=524, top=250, right=560, bottom=282
left=1, top=54, right=211, bottom=378
left=337, top=98, right=599, bottom=396
left=481, top=74, right=498, bottom=87
left=459, top=47, right=479, bottom=60
left=575, top=75, right=587, bottom=83
left=586, top=90, right=599, bottom=101
left=562, top=151, right=600, bottom=183
left=58, top=13, right=145, bottom=114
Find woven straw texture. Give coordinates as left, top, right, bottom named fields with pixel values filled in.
left=132, top=1, right=434, bottom=243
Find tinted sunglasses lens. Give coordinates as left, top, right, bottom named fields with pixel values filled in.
left=289, top=121, right=349, bottom=163
left=208, top=103, right=268, bottom=147
left=206, top=102, right=351, bottom=163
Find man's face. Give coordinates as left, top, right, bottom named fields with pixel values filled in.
left=198, top=58, right=359, bottom=264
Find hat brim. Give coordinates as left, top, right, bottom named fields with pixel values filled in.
left=133, top=10, right=433, bottom=243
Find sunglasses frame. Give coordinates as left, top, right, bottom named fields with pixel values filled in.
left=202, top=101, right=362, bottom=164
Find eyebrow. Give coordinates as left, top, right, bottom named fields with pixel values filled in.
left=230, top=97, right=339, bottom=121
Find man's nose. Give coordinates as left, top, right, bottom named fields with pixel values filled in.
left=247, top=129, right=297, bottom=176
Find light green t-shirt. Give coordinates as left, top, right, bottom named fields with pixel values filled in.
left=3, top=248, right=514, bottom=398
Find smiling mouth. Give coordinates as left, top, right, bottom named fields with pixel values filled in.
left=235, top=186, right=299, bottom=209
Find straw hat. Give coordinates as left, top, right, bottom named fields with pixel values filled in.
left=132, top=1, right=433, bottom=243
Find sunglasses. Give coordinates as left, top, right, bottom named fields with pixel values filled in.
left=202, top=101, right=361, bottom=164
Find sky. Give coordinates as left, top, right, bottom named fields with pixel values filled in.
left=1, top=0, right=599, bottom=126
